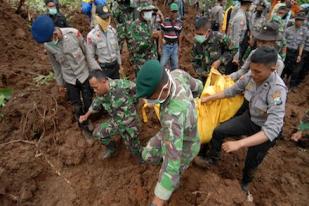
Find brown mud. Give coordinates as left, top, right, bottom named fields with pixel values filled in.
left=0, top=1, right=308, bottom=205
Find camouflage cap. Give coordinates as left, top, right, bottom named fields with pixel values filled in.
left=136, top=60, right=163, bottom=99
left=137, top=2, right=156, bottom=12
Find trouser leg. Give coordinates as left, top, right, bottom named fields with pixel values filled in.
left=242, top=139, right=276, bottom=185
left=207, top=111, right=261, bottom=161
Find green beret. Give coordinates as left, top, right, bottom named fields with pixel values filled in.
left=136, top=60, right=163, bottom=99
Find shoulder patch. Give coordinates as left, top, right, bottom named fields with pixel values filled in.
left=272, top=90, right=283, bottom=105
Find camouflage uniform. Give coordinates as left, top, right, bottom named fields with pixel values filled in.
left=127, top=18, right=157, bottom=74
left=90, top=79, right=142, bottom=157
left=142, top=69, right=203, bottom=200
left=110, top=1, right=135, bottom=50
left=271, top=15, right=287, bottom=60
left=192, top=31, right=237, bottom=80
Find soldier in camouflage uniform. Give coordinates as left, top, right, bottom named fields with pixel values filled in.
left=127, top=3, right=159, bottom=75
left=192, top=17, right=237, bottom=82
left=79, top=70, right=142, bottom=159
left=109, top=0, right=135, bottom=51
left=271, top=6, right=288, bottom=60
left=136, top=60, right=203, bottom=206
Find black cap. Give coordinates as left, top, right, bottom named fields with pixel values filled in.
left=252, top=22, right=281, bottom=41
left=256, top=0, right=266, bottom=8
left=96, top=5, right=111, bottom=19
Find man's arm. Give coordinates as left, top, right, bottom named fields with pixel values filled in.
left=153, top=112, right=185, bottom=201
left=229, top=50, right=254, bottom=81
left=46, top=49, right=65, bottom=86
left=186, top=71, right=203, bottom=97
left=86, top=33, right=101, bottom=71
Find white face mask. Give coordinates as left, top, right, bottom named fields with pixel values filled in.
left=146, top=71, right=176, bottom=105
left=143, top=11, right=153, bottom=21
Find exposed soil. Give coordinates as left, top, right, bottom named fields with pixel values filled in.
left=0, top=1, right=308, bottom=205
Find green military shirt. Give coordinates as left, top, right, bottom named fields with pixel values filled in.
left=89, top=79, right=137, bottom=125
left=192, top=31, right=237, bottom=75
left=127, top=19, right=157, bottom=73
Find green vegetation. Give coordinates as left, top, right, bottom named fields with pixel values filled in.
left=33, top=72, right=54, bottom=86
left=0, top=88, right=13, bottom=108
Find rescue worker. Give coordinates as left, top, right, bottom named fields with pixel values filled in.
left=44, top=0, right=69, bottom=28
left=281, top=12, right=307, bottom=84
left=192, top=17, right=237, bottom=82
left=79, top=70, right=142, bottom=160
left=136, top=60, right=203, bottom=206
left=81, top=0, right=106, bottom=28
left=160, top=3, right=183, bottom=71
left=31, top=15, right=93, bottom=137
left=228, top=0, right=252, bottom=46
left=230, top=22, right=285, bottom=81
left=210, top=0, right=225, bottom=31
left=194, top=47, right=287, bottom=196
left=127, top=2, right=159, bottom=75
left=86, top=5, right=121, bottom=79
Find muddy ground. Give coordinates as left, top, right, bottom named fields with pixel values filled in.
left=0, top=1, right=308, bottom=205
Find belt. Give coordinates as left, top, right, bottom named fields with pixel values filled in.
left=99, top=60, right=118, bottom=69
left=165, top=41, right=178, bottom=45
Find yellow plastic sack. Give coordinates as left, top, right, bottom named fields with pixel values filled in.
left=197, top=68, right=243, bottom=143
left=141, top=68, right=243, bottom=144
left=141, top=101, right=160, bottom=123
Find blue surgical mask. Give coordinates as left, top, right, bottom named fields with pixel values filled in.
left=48, top=7, right=58, bottom=15
left=194, top=34, right=206, bottom=44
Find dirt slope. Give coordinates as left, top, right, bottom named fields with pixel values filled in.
left=0, top=1, right=308, bottom=205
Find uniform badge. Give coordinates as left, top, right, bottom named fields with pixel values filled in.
left=272, top=90, right=282, bottom=105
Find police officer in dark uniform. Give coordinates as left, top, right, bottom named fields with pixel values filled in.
left=45, top=0, right=69, bottom=28
left=195, top=47, right=287, bottom=195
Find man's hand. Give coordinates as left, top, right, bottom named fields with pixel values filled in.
left=201, top=95, right=215, bottom=103
left=79, top=114, right=89, bottom=123
left=151, top=196, right=165, bottom=206
left=211, top=60, right=221, bottom=69
left=296, top=55, right=302, bottom=63
left=291, top=131, right=303, bottom=142
left=222, top=140, right=242, bottom=153
left=152, top=31, right=161, bottom=39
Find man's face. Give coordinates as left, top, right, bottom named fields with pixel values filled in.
left=256, top=39, right=276, bottom=48
left=250, top=63, right=274, bottom=84
left=196, top=25, right=210, bottom=36
left=47, top=2, right=56, bottom=8
left=295, top=19, right=304, bottom=27
left=89, top=77, right=108, bottom=96
left=170, top=10, right=178, bottom=19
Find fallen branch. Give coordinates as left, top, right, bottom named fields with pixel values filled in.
left=0, top=139, right=36, bottom=147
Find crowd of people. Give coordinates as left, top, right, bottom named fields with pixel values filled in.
left=29, top=0, right=308, bottom=205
